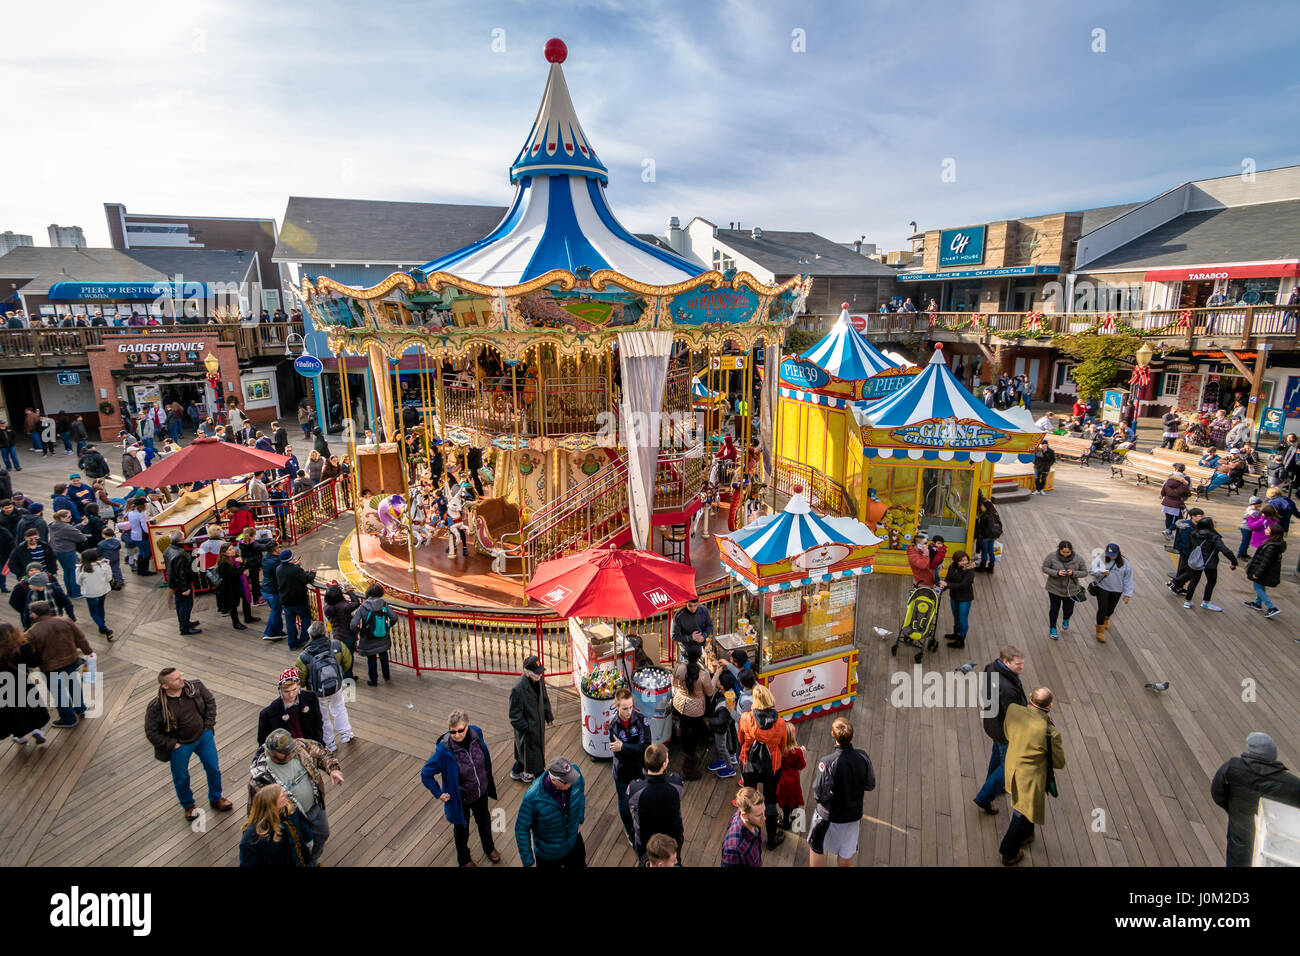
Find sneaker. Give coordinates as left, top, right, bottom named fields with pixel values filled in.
left=716, top=765, right=737, bottom=779
left=1162, top=529, right=1174, bottom=540
left=31, top=729, right=46, bottom=745
left=510, top=770, right=535, bottom=783
left=1265, top=608, right=1282, bottom=619
left=707, top=759, right=728, bottom=773
left=1062, top=619, right=1070, bottom=632
left=1243, top=601, right=1263, bottom=610
left=339, top=734, right=355, bottom=743
left=51, top=719, right=78, bottom=728
left=1183, top=601, right=1194, bottom=609
left=1048, top=628, right=1058, bottom=640
left=1201, top=602, right=1222, bottom=612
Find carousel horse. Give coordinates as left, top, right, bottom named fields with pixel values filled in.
left=742, top=482, right=768, bottom=525
left=691, top=482, right=717, bottom=539
left=376, top=494, right=405, bottom=543
left=407, top=490, right=435, bottom=548
left=444, top=485, right=471, bottom=557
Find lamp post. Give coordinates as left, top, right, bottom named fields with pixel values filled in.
left=1130, top=342, right=1154, bottom=423
left=204, top=353, right=223, bottom=423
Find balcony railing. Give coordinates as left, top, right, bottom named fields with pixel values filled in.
left=0, top=322, right=304, bottom=367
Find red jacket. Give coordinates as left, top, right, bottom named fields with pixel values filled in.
left=228, top=508, right=257, bottom=538
left=907, top=545, right=935, bottom=585
left=776, top=746, right=806, bottom=809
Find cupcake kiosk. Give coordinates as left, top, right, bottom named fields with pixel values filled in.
left=714, top=491, right=881, bottom=721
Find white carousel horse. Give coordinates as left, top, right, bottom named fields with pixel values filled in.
left=691, top=484, right=716, bottom=540
left=444, top=487, right=470, bottom=557
left=408, top=493, right=435, bottom=548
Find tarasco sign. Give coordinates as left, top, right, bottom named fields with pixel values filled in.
left=890, top=417, right=1008, bottom=449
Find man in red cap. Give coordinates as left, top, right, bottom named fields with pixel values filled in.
left=256, top=667, right=324, bottom=747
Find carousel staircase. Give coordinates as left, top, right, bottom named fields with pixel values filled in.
left=521, top=455, right=631, bottom=574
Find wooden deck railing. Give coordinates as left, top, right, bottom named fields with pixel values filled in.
left=0, top=322, right=304, bottom=367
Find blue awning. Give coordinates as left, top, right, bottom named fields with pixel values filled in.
left=47, top=281, right=208, bottom=301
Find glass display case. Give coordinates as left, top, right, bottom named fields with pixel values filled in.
left=728, top=578, right=858, bottom=667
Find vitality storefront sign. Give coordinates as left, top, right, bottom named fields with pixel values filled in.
left=938, top=226, right=986, bottom=267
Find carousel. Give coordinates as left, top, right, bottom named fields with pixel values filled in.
left=291, top=39, right=809, bottom=607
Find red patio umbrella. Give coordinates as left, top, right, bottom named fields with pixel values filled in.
left=525, top=545, right=698, bottom=619
left=120, top=437, right=288, bottom=488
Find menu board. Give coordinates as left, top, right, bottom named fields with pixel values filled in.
left=805, top=586, right=856, bottom=654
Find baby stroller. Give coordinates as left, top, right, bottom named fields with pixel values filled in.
left=891, top=584, right=941, bottom=665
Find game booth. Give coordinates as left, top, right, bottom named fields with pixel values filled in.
left=713, top=491, right=881, bottom=721
left=850, top=345, right=1044, bottom=574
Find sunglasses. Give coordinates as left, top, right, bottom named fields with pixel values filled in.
left=450, top=726, right=468, bottom=735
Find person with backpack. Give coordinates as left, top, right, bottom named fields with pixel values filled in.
left=671, top=642, right=722, bottom=780
left=351, top=583, right=397, bottom=686
left=808, top=717, right=877, bottom=867
left=1089, top=543, right=1134, bottom=643
left=627, top=742, right=684, bottom=862
left=973, top=496, right=1002, bottom=573
left=296, top=621, right=354, bottom=753
left=1182, top=516, right=1239, bottom=612
left=1243, top=524, right=1286, bottom=620
left=1041, top=540, right=1089, bottom=640
left=256, top=667, right=325, bottom=746
left=1167, top=507, right=1206, bottom=595
left=1159, top=464, right=1193, bottom=537
left=737, top=683, right=789, bottom=850
left=420, top=709, right=502, bottom=867
left=607, top=686, right=651, bottom=849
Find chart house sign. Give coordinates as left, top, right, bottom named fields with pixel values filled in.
left=937, top=226, right=986, bottom=267
left=891, top=417, right=1008, bottom=449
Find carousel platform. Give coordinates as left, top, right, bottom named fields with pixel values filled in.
left=342, top=506, right=735, bottom=609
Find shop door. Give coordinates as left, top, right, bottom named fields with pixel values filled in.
left=1181, top=281, right=1215, bottom=308
left=1013, top=357, right=1041, bottom=397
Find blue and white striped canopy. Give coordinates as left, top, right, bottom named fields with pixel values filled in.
left=856, top=347, right=1023, bottom=432
left=720, top=492, right=880, bottom=566
left=420, top=51, right=703, bottom=288
left=692, top=376, right=719, bottom=400
left=800, top=307, right=899, bottom=381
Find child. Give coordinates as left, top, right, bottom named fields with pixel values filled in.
left=928, top=534, right=947, bottom=571
left=775, top=724, right=806, bottom=831
left=1239, top=496, right=1262, bottom=561
left=98, top=526, right=124, bottom=587
left=708, top=669, right=740, bottom=779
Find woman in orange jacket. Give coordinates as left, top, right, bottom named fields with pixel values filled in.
left=737, top=684, right=789, bottom=849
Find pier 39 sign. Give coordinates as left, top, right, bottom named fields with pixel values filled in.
left=891, top=417, right=1007, bottom=449
left=779, top=357, right=830, bottom=390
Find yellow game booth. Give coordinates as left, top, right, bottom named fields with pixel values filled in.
left=850, top=345, right=1044, bottom=574
left=777, top=305, right=908, bottom=510
left=714, top=491, right=881, bottom=721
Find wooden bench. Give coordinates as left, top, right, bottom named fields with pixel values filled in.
left=1046, top=434, right=1093, bottom=464
left=1149, top=446, right=1267, bottom=493
left=1110, top=450, right=1250, bottom=500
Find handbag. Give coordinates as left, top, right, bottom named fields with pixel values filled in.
left=1045, top=723, right=1059, bottom=798
left=1087, top=581, right=1101, bottom=597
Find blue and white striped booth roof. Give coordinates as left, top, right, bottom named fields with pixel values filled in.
left=800, top=307, right=899, bottom=382
left=692, top=376, right=719, bottom=400
left=718, top=493, right=880, bottom=592
left=852, top=348, right=1037, bottom=463
left=420, top=47, right=703, bottom=288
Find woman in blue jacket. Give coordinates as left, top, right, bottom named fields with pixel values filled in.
left=421, top=710, right=500, bottom=867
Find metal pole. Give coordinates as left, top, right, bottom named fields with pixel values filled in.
left=338, top=353, right=362, bottom=541
left=392, top=356, right=420, bottom=595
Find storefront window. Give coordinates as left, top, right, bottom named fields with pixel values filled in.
left=919, top=468, right=973, bottom=543
left=1229, top=278, right=1280, bottom=306
left=867, top=463, right=920, bottom=550
left=751, top=580, right=858, bottom=667
left=948, top=281, right=981, bottom=312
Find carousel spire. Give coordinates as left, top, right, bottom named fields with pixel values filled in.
left=509, top=38, right=609, bottom=185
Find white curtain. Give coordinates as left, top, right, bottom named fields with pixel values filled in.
left=618, top=330, right=672, bottom=551
left=760, top=342, right=779, bottom=476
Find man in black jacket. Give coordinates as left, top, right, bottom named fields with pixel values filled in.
left=256, top=667, right=325, bottom=746
left=271, top=420, right=289, bottom=455
left=165, top=533, right=201, bottom=635
left=1211, top=732, right=1300, bottom=866
left=627, top=743, right=683, bottom=861
left=670, top=599, right=712, bottom=650
left=78, top=445, right=110, bottom=480
left=9, top=527, right=57, bottom=577
left=608, top=687, right=651, bottom=848
left=508, top=655, right=552, bottom=782
left=1031, top=439, right=1056, bottom=495
left=275, top=550, right=316, bottom=649
left=972, top=644, right=1026, bottom=814
left=808, top=717, right=876, bottom=867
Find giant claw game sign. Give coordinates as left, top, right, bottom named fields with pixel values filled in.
left=891, top=417, right=1008, bottom=450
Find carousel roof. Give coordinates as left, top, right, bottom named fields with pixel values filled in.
left=801, top=306, right=899, bottom=381
left=721, top=492, right=879, bottom=566
left=419, top=39, right=703, bottom=288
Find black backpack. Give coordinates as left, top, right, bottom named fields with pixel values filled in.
left=305, top=641, right=344, bottom=697
left=986, top=511, right=1003, bottom=540
left=746, top=735, right=774, bottom=779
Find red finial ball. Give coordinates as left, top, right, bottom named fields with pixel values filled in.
left=934, top=342, right=943, bottom=350
left=793, top=484, right=804, bottom=494
left=840, top=302, right=850, bottom=311
left=544, top=38, right=567, bottom=63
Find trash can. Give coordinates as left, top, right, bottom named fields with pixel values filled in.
left=632, top=666, right=673, bottom=745
left=579, top=689, right=617, bottom=759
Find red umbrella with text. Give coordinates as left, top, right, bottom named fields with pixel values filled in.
left=120, top=436, right=289, bottom=516
left=525, top=545, right=698, bottom=619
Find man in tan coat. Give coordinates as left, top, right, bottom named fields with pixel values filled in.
left=1000, top=686, right=1066, bottom=865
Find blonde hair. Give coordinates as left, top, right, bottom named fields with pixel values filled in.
left=785, top=724, right=797, bottom=750
left=245, top=784, right=285, bottom=842
left=751, top=684, right=776, bottom=711
left=54, top=509, right=71, bottom=521
left=736, top=786, right=764, bottom=814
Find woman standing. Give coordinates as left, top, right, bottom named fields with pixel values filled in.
left=1182, top=517, right=1238, bottom=612
left=306, top=450, right=325, bottom=486
left=973, top=496, right=1002, bottom=574
left=1089, top=543, right=1134, bottom=643
left=1041, top=541, right=1089, bottom=640
left=217, top=543, right=257, bottom=630
left=671, top=642, right=722, bottom=780
left=944, top=551, right=975, bottom=648
left=311, top=426, right=330, bottom=458
left=1243, top=525, right=1286, bottom=620
left=1159, top=466, right=1192, bottom=537
left=323, top=585, right=362, bottom=681
left=420, top=709, right=502, bottom=867
left=0, top=622, right=48, bottom=746
left=238, top=783, right=313, bottom=867
left=127, top=497, right=153, bottom=575
left=75, top=548, right=114, bottom=640
left=737, top=683, right=790, bottom=850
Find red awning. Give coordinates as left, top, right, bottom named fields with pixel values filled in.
left=1143, top=262, right=1300, bottom=282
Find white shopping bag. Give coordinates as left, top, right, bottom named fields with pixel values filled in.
left=993, top=542, right=1004, bottom=562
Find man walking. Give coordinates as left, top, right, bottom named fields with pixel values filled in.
left=256, top=668, right=324, bottom=746
left=608, top=686, right=651, bottom=848
left=296, top=622, right=354, bottom=752
left=275, top=550, right=316, bottom=649
left=973, top=644, right=1027, bottom=814
left=507, top=655, right=552, bottom=782
left=249, top=727, right=343, bottom=866
left=144, top=667, right=234, bottom=821
left=999, top=686, right=1065, bottom=865
left=515, top=756, right=586, bottom=868
left=808, top=716, right=876, bottom=867
left=627, top=743, right=684, bottom=862
left=165, top=533, right=201, bottom=635
left=25, top=600, right=93, bottom=727
left=1031, top=438, right=1055, bottom=495
left=721, top=786, right=766, bottom=867
left=1211, top=732, right=1300, bottom=866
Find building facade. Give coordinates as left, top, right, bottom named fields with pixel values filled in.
left=0, top=232, right=33, bottom=257
left=47, top=224, right=86, bottom=248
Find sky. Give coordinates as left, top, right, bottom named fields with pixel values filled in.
left=1, top=0, right=1296, bottom=253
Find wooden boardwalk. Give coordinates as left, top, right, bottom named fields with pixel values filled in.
left=1, top=450, right=1296, bottom=867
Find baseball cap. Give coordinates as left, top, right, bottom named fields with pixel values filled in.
left=546, top=757, right=579, bottom=785
left=265, top=729, right=296, bottom=755
left=69, top=473, right=80, bottom=479
left=523, top=655, right=544, bottom=675
left=277, top=667, right=299, bottom=687
left=279, top=549, right=292, bottom=561
left=1104, top=543, right=1120, bottom=558
left=1250, top=496, right=1263, bottom=505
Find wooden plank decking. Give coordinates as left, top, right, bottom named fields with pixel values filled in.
left=2, top=451, right=1296, bottom=867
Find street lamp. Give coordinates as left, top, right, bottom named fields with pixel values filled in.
left=1130, top=342, right=1155, bottom=423
left=1135, top=342, right=1154, bottom=367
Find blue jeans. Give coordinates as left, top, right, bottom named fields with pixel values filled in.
left=1252, top=581, right=1276, bottom=611
left=977, top=538, right=996, bottom=568
left=1238, top=528, right=1252, bottom=558
left=0, top=445, right=18, bottom=470
left=169, top=728, right=223, bottom=809
left=950, top=596, right=971, bottom=641
left=86, top=594, right=107, bottom=632
left=168, top=422, right=182, bottom=442
left=175, top=591, right=195, bottom=630
left=45, top=662, right=85, bottom=724
left=975, top=741, right=1009, bottom=807
left=1207, top=472, right=1231, bottom=491
left=60, top=432, right=72, bottom=452
left=142, top=437, right=155, bottom=451
left=29, top=431, right=42, bottom=451
left=57, top=550, right=81, bottom=598
left=283, top=604, right=310, bottom=647
left=262, top=591, right=285, bottom=637
left=133, top=539, right=152, bottom=573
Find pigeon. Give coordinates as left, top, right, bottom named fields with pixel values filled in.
left=954, top=662, right=976, bottom=674
left=873, top=626, right=892, bottom=640
left=1144, top=681, right=1171, bottom=693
